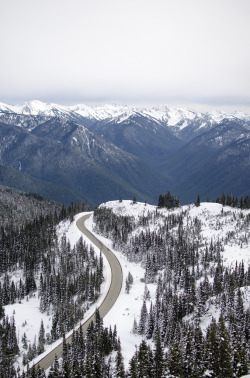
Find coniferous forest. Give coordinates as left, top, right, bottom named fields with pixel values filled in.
left=1, top=190, right=250, bottom=377
left=0, top=192, right=105, bottom=377
left=93, top=194, right=250, bottom=378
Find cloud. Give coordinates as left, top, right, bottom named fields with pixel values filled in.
left=1, top=0, right=250, bottom=112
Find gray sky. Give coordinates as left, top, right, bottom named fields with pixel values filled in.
left=1, top=0, right=250, bottom=112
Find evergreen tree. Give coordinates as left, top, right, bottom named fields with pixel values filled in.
left=132, top=318, right=138, bottom=334
left=217, top=316, right=233, bottom=378
left=205, top=319, right=219, bottom=377
left=22, top=332, right=28, bottom=350
left=127, top=353, right=138, bottom=378
left=182, top=329, right=194, bottom=378
left=153, top=330, right=165, bottom=377
left=136, top=339, right=153, bottom=377
left=125, top=278, right=130, bottom=294
left=114, top=342, right=125, bottom=378
left=37, top=320, right=45, bottom=355
left=138, top=300, right=148, bottom=335
left=0, top=300, right=4, bottom=320
left=167, top=342, right=183, bottom=378
left=195, top=194, right=200, bottom=207
left=146, top=302, right=154, bottom=339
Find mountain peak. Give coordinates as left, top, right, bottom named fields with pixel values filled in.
left=0, top=100, right=250, bottom=128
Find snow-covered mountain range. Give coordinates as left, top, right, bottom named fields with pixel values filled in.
left=1, top=100, right=250, bottom=129
left=0, top=100, right=249, bottom=206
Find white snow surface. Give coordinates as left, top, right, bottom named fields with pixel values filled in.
left=143, top=105, right=198, bottom=127
left=3, top=201, right=250, bottom=372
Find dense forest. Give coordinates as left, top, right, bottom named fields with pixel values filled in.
left=93, top=194, right=250, bottom=377
left=0, top=192, right=97, bottom=377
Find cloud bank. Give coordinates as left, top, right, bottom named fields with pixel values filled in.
left=1, top=0, right=250, bottom=112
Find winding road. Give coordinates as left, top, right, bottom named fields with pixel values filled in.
left=32, top=213, right=123, bottom=372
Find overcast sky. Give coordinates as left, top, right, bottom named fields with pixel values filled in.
left=1, top=0, right=250, bottom=112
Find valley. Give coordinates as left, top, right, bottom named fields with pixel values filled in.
left=0, top=100, right=249, bottom=206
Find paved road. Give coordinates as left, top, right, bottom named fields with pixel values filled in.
left=32, top=213, right=123, bottom=372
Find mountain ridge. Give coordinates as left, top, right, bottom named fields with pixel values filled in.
left=1, top=100, right=250, bottom=128
left=0, top=100, right=249, bottom=205
left=0, top=119, right=168, bottom=206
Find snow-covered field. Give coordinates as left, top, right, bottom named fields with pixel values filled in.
left=3, top=200, right=250, bottom=373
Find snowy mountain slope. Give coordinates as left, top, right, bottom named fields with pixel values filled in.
left=95, top=199, right=250, bottom=267
left=0, top=101, right=136, bottom=128
left=3, top=199, right=250, bottom=374
left=1, top=100, right=250, bottom=131
left=92, top=200, right=250, bottom=372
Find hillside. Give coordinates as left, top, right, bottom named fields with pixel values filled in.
left=0, top=185, right=62, bottom=227
left=92, top=200, right=250, bottom=376
left=0, top=119, right=167, bottom=206
left=2, top=198, right=250, bottom=376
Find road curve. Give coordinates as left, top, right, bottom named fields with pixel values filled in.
left=32, top=213, right=123, bottom=372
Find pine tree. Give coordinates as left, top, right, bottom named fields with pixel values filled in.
left=22, top=332, right=28, bottom=350
left=125, top=278, right=130, bottom=294
left=217, top=316, right=233, bottom=378
left=137, top=339, right=153, bottom=377
left=221, top=191, right=226, bottom=206
left=205, top=319, right=219, bottom=377
left=145, top=302, right=154, bottom=339
left=132, top=318, right=138, bottom=334
left=128, top=353, right=138, bottom=378
left=182, top=329, right=194, bottom=377
left=153, top=330, right=165, bottom=377
left=167, top=342, right=183, bottom=378
left=62, top=333, right=68, bottom=362
left=193, top=325, right=204, bottom=377
left=232, top=346, right=248, bottom=378
left=37, top=320, right=45, bottom=354
left=114, top=342, right=125, bottom=378
left=0, top=299, right=4, bottom=319
left=143, top=284, right=151, bottom=301
left=138, top=300, right=148, bottom=335
left=195, top=194, right=200, bottom=207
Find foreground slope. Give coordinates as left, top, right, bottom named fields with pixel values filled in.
left=91, top=199, right=250, bottom=375
left=3, top=198, right=250, bottom=376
